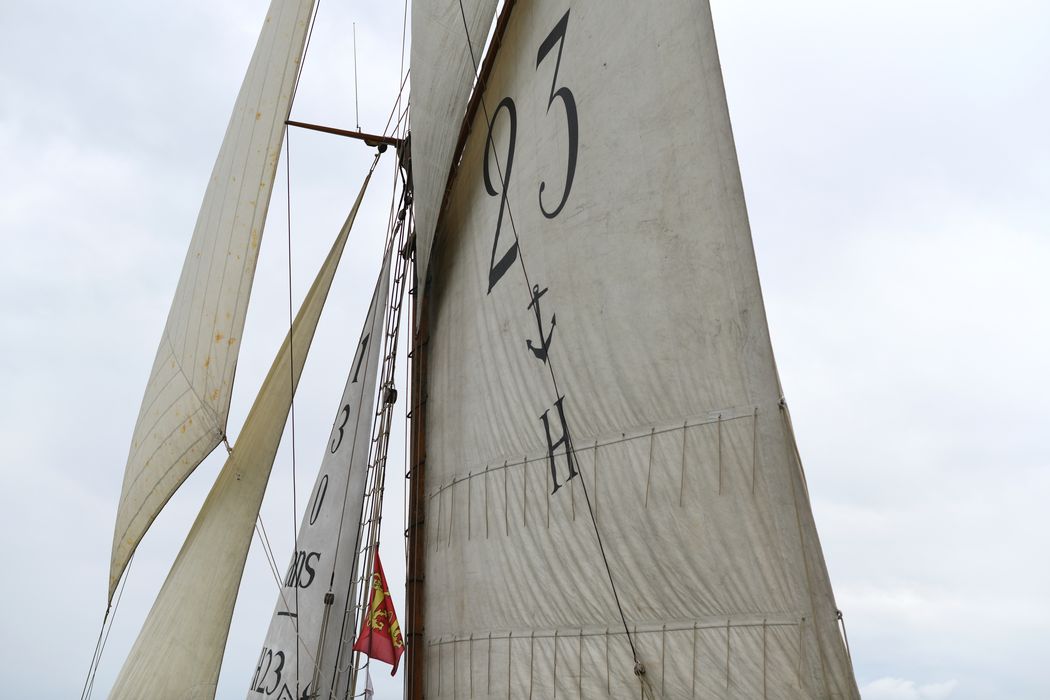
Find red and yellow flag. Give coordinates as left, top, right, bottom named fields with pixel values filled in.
left=353, top=549, right=405, bottom=675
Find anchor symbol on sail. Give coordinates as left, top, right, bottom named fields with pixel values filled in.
left=525, top=284, right=556, bottom=362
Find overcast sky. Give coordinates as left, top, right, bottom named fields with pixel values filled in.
left=1, top=1, right=1048, bottom=699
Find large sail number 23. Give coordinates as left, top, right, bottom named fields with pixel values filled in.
left=485, top=10, right=578, bottom=294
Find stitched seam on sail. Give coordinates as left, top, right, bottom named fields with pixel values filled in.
left=183, top=0, right=283, bottom=369
left=116, top=416, right=214, bottom=541
left=425, top=404, right=769, bottom=499
left=193, top=13, right=279, bottom=401
left=165, top=330, right=222, bottom=427
left=125, top=360, right=186, bottom=461
left=422, top=617, right=804, bottom=643
left=211, top=0, right=300, bottom=406
left=121, top=401, right=210, bottom=496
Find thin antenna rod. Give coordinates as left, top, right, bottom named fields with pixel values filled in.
left=353, top=22, right=361, bottom=130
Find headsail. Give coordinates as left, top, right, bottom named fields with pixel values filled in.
left=247, top=244, right=392, bottom=700
left=415, top=1, right=859, bottom=697
left=409, top=0, right=499, bottom=290
left=107, top=166, right=374, bottom=700
left=110, top=0, right=316, bottom=598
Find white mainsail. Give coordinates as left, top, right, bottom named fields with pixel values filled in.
left=107, top=168, right=374, bottom=700
left=417, top=1, right=859, bottom=697
left=110, top=0, right=316, bottom=599
left=247, top=246, right=392, bottom=700
left=409, top=0, right=499, bottom=291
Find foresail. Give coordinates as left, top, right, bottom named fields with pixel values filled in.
left=107, top=168, right=373, bottom=700
left=409, top=0, right=498, bottom=291
left=247, top=246, right=391, bottom=700
left=419, top=1, right=859, bottom=698
left=110, top=0, right=316, bottom=598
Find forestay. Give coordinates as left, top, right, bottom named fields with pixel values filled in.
left=247, top=247, right=392, bottom=700
left=107, top=169, right=373, bottom=700
left=420, top=1, right=859, bottom=697
left=110, top=0, right=316, bottom=599
left=409, top=0, right=499, bottom=291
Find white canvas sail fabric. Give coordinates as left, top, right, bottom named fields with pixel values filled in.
left=107, top=170, right=372, bottom=700
left=409, top=0, right=499, bottom=290
left=420, top=1, right=859, bottom=698
left=110, top=0, right=316, bottom=599
left=247, top=247, right=391, bottom=700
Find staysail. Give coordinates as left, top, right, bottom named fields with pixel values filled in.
left=247, top=245, right=392, bottom=700
left=107, top=166, right=374, bottom=700
left=415, top=1, right=859, bottom=697
left=409, top=0, right=499, bottom=290
left=110, top=0, right=316, bottom=598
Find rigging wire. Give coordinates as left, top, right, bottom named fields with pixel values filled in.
left=80, top=554, right=134, bottom=700
left=85, top=558, right=134, bottom=699
left=380, top=68, right=411, bottom=139
left=317, top=154, right=385, bottom=590
left=279, top=5, right=423, bottom=695
left=255, top=516, right=287, bottom=589
left=280, top=0, right=329, bottom=687
left=396, top=0, right=410, bottom=124
left=280, top=0, right=328, bottom=686
left=79, top=608, right=109, bottom=700
left=343, top=119, right=413, bottom=699
left=396, top=0, right=418, bottom=671
left=284, top=124, right=303, bottom=700
left=399, top=0, right=413, bottom=577
left=329, top=139, right=403, bottom=583
left=290, top=0, right=324, bottom=105
left=254, top=153, right=389, bottom=698
left=255, top=516, right=325, bottom=674
left=346, top=213, right=413, bottom=697
left=452, top=0, right=641, bottom=667
left=378, top=0, right=412, bottom=142
left=257, top=11, right=412, bottom=690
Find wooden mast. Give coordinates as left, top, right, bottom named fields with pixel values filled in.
left=404, top=290, right=429, bottom=700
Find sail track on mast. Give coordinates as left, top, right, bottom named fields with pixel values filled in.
left=109, top=0, right=317, bottom=600
left=107, top=159, right=377, bottom=700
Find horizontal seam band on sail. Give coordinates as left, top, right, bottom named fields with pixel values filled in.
left=123, top=389, right=216, bottom=481
left=126, top=357, right=186, bottom=443
left=165, top=331, right=224, bottom=426
left=118, top=415, right=218, bottom=540
left=426, top=401, right=772, bottom=499
left=422, top=614, right=806, bottom=646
